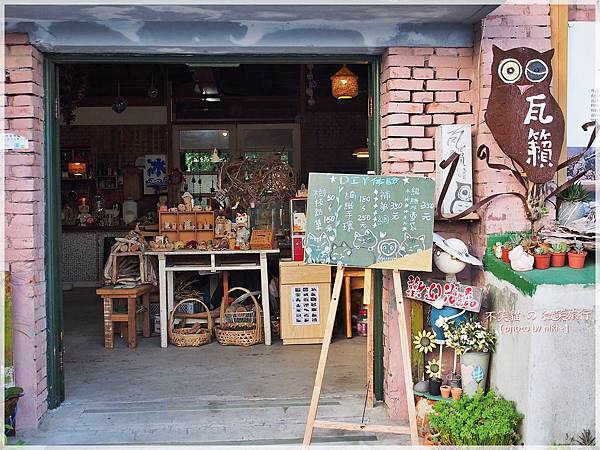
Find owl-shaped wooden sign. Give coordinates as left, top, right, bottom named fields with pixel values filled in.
left=485, top=45, right=565, bottom=184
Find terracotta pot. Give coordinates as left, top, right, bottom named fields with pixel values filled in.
left=440, top=385, right=451, bottom=399
left=550, top=252, right=566, bottom=267
left=568, top=251, right=587, bottom=269
left=534, top=253, right=551, bottom=270
left=451, top=387, right=463, bottom=400
left=501, top=246, right=510, bottom=263
left=424, top=433, right=440, bottom=446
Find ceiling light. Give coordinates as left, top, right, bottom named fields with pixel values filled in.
left=331, top=65, right=359, bottom=99
left=352, top=147, right=369, bottom=158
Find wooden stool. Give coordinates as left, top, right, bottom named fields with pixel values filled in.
left=343, top=268, right=365, bottom=339
left=96, top=284, right=153, bottom=348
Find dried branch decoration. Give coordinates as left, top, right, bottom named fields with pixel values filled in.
left=220, top=155, right=297, bottom=210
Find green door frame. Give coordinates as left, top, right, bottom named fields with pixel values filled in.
left=44, top=53, right=384, bottom=409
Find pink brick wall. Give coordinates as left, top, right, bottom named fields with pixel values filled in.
left=379, top=3, right=554, bottom=420
left=4, top=33, right=48, bottom=428
left=568, top=4, right=596, bottom=21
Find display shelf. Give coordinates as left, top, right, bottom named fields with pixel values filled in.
left=158, top=210, right=215, bottom=242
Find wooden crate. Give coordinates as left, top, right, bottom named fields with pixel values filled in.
left=279, top=260, right=331, bottom=345
left=250, top=229, right=276, bottom=249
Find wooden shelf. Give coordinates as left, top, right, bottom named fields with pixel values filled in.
left=159, top=210, right=215, bottom=242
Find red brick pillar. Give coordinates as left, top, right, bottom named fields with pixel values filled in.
left=3, top=32, right=48, bottom=427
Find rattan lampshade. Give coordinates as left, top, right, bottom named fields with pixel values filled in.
left=331, top=65, right=358, bottom=99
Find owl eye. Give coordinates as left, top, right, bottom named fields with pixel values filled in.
left=525, top=59, right=549, bottom=82
left=498, top=58, right=522, bottom=84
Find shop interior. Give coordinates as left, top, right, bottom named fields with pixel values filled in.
left=57, top=61, right=384, bottom=441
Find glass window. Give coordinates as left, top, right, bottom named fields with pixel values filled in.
left=179, top=129, right=230, bottom=151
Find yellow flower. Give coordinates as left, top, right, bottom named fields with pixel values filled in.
left=413, top=330, right=437, bottom=354
left=426, top=358, right=443, bottom=379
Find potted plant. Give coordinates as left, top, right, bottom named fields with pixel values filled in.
left=533, top=245, right=551, bottom=270
left=428, top=389, right=524, bottom=445
left=557, top=182, right=591, bottom=226
left=440, top=385, right=451, bottom=399
left=442, top=317, right=496, bottom=396
left=426, top=358, right=443, bottom=396
left=450, top=387, right=462, bottom=400
left=550, top=242, right=569, bottom=267
left=568, top=242, right=588, bottom=269
left=502, top=232, right=522, bottom=263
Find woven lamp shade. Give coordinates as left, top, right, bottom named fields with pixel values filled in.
left=331, top=65, right=358, bottom=99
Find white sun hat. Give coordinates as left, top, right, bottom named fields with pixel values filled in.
left=433, top=233, right=483, bottom=266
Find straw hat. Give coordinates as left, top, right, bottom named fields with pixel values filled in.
left=433, top=233, right=482, bottom=266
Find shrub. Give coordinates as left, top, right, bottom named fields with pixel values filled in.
left=429, top=389, right=523, bottom=445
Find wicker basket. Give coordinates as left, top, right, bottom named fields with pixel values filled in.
left=215, top=287, right=264, bottom=346
left=168, top=298, right=213, bottom=347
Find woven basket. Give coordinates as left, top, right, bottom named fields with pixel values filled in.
left=168, top=298, right=212, bottom=347
left=215, top=287, right=264, bottom=346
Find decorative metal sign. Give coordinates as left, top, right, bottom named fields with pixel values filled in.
left=485, top=45, right=565, bottom=184
left=404, top=274, right=483, bottom=313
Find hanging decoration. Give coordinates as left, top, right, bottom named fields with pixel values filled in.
left=59, top=65, right=88, bottom=126
left=413, top=330, right=437, bottom=354
left=112, top=81, right=127, bottom=114
left=331, top=64, right=358, bottom=99
left=425, top=358, right=443, bottom=379
left=147, top=69, right=159, bottom=98
left=220, top=155, right=297, bottom=210
left=306, top=64, right=317, bottom=106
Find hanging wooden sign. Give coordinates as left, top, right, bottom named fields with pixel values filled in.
left=435, top=124, right=473, bottom=217
left=485, top=45, right=565, bottom=184
left=403, top=274, right=483, bottom=313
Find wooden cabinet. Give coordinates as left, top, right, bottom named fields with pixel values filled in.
left=159, top=211, right=215, bottom=243
left=279, top=259, right=331, bottom=345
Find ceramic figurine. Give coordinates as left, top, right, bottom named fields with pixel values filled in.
left=235, top=212, right=250, bottom=249
left=157, top=195, right=168, bottom=212
left=182, top=192, right=193, bottom=212
left=193, top=205, right=203, bottom=212
left=177, top=203, right=186, bottom=212
left=168, top=207, right=178, bottom=212
left=215, top=215, right=227, bottom=237
left=509, top=245, right=534, bottom=271
left=199, top=240, right=208, bottom=251
left=493, top=242, right=503, bottom=259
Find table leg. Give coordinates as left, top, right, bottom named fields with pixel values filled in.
left=142, top=292, right=150, bottom=338
left=222, top=271, right=229, bottom=306
left=344, top=276, right=352, bottom=338
left=103, top=297, right=113, bottom=349
left=127, top=296, right=137, bottom=349
left=259, top=252, right=272, bottom=346
left=158, top=254, right=167, bottom=348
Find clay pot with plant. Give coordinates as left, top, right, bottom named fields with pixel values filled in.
left=533, top=244, right=551, bottom=270
left=550, top=242, right=569, bottom=267
left=424, top=432, right=441, bottom=446
left=557, top=182, right=591, bottom=226
left=440, top=385, right=451, bottom=399
left=502, top=233, right=522, bottom=263
left=568, top=242, right=588, bottom=269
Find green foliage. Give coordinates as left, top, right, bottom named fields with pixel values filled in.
left=550, top=242, right=569, bottom=253
left=442, top=316, right=497, bottom=354
left=558, top=182, right=591, bottom=203
left=534, top=246, right=549, bottom=255
left=503, top=232, right=523, bottom=250
left=5, top=386, right=24, bottom=401
left=572, top=241, right=585, bottom=254
left=429, top=389, right=523, bottom=445
left=574, top=429, right=596, bottom=446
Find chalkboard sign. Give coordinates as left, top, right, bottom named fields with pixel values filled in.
left=304, top=173, right=435, bottom=271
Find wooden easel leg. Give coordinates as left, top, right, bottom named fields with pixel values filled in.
left=363, top=268, right=374, bottom=408
left=302, top=266, right=345, bottom=447
left=392, top=270, right=419, bottom=445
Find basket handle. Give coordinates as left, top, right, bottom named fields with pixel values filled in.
left=221, top=286, right=263, bottom=340
left=169, top=298, right=212, bottom=334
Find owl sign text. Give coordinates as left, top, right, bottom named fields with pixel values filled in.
left=485, top=45, right=565, bottom=184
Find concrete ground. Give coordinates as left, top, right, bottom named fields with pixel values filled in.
left=17, top=288, right=409, bottom=446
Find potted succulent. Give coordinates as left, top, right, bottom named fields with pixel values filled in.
left=557, top=182, right=591, bottom=226
left=502, top=232, right=522, bottom=263
left=550, top=242, right=569, bottom=267
left=568, top=242, right=588, bottom=269
left=428, top=390, right=523, bottom=445
left=442, top=317, right=497, bottom=396
left=533, top=245, right=551, bottom=270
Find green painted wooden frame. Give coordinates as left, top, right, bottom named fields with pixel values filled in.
left=43, top=53, right=384, bottom=408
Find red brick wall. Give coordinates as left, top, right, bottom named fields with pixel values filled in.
left=3, top=33, right=48, bottom=427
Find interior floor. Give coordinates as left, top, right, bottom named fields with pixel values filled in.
left=18, top=288, right=408, bottom=445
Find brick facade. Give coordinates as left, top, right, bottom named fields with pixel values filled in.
left=3, top=33, right=48, bottom=427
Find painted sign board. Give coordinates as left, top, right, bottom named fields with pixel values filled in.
left=435, top=124, right=473, bottom=217
left=304, top=173, right=435, bottom=271
left=403, top=274, right=483, bottom=313
left=144, top=154, right=168, bottom=194
left=2, top=133, right=29, bottom=150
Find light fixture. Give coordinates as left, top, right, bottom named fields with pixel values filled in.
left=147, top=71, right=159, bottom=98
left=112, top=81, right=127, bottom=113
left=68, top=162, right=87, bottom=176
left=352, top=147, right=369, bottom=158
left=331, top=65, right=359, bottom=99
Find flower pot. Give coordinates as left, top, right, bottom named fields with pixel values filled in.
left=568, top=251, right=587, bottom=269
left=429, top=378, right=442, bottom=397
left=550, top=252, right=566, bottom=267
left=440, top=385, right=451, bottom=399
left=451, top=387, right=463, bottom=400
left=534, top=253, right=551, bottom=270
left=424, top=432, right=440, bottom=446
left=445, top=373, right=461, bottom=389
left=460, top=351, right=490, bottom=396
left=501, top=246, right=510, bottom=263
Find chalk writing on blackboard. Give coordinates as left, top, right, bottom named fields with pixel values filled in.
left=304, top=173, right=435, bottom=271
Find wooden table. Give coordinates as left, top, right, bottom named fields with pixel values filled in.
left=96, top=283, right=152, bottom=349
left=146, top=249, right=280, bottom=347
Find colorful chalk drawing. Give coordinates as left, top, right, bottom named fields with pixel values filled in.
left=304, top=173, right=435, bottom=270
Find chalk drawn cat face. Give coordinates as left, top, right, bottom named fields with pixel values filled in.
left=330, top=241, right=352, bottom=263
left=400, top=233, right=426, bottom=254
left=377, top=239, right=401, bottom=257
left=353, top=229, right=377, bottom=250
left=305, top=232, right=331, bottom=263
